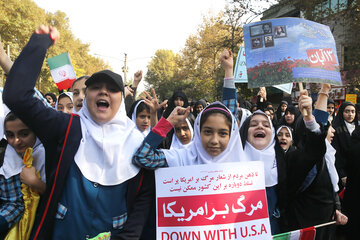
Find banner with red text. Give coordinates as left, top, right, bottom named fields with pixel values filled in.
left=156, top=161, right=272, bottom=240
left=243, top=18, right=342, bottom=88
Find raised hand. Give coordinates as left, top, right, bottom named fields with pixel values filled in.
left=34, top=25, right=60, bottom=43
left=258, top=87, right=267, bottom=102
left=124, top=86, right=134, bottom=98
left=167, top=106, right=191, bottom=126
left=133, top=70, right=143, bottom=87
left=219, top=49, right=233, bottom=78
left=142, top=88, right=166, bottom=113
left=298, top=89, right=313, bottom=121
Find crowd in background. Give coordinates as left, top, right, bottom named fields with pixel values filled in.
left=0, top=25, right=359, bottom=240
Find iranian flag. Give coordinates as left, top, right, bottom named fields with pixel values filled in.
left=47, top=53, right=77, bottom=90
left=273, top=226, right=315, bottom=240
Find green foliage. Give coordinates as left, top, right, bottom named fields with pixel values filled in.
left=0, top=0, right=110, bottom=94
left=145, top=12, right=244, bottom=102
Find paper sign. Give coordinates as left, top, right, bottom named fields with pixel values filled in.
left=243, top=18, right=341, bottom=88
left=345, top=94, right=357, bottom=104
left=234, top=47, right=248, bottom=83
left=234, top=47, right=293, bottom=94
left=156, top=162, right=272, bottom=240
left=329, top=86, right=346, bottom=100
left=273, top=83, right=293, bottom=94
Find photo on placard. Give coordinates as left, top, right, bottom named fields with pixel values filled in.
left=264, top=35, right=274, bottom=47
left=250, top=24, right=264, bottom=37
left=262, top=23, right=272, bottom=34
left=274, top=26, right=287, bottom=38
left=251, top=37, right=263, bottom=49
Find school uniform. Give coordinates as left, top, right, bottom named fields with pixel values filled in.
left=240, top=111, right=328, bottom=235
left=3, top=33, right=154, bottom=240
left=0, top=138, right=46, bottom=238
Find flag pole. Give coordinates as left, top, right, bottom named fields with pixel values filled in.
left=314, top=221, right=336, bottom=229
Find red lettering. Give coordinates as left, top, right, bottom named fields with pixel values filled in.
left=162, top=232, right=170, bottom=240
left=251, top=225, right=257, bottom=235
left=220, top=229, right=227, bottom=239
left=204, top=230, right=217, bottom=240
left=240, top=226, right=248, bottom=238
left=228, top=228, right=237, bottom=239
left=192, top=231, right=201, bottom=240
left=260, top=224, right=268, bottom=234
left=170, top=232, right=179, bottom=240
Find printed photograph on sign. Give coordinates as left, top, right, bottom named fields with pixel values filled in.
left=274, top=26, right=287, bottom=38
left=264, top=35, right=274, bottom=47
left=251, top=38, right=263, bottom=49
left=244, top=18, right=342, bottom=88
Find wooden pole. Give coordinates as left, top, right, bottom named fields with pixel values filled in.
left=314, top=221, right=336, bottom=229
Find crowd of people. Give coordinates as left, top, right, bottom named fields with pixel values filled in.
left=0, top=25, right=358, bottom=240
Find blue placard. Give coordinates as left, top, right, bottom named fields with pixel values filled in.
left=243, top=18, right=342, bottom=88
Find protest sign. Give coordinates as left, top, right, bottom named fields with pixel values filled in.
left=234, top=47, right=293, bottom=94
left=243, top=18, right=341, bottom=88
left=47, top=52, right=77, bottom=90
left=234, top=47, right=247, bottom=83
left=329, top=86, right=346, bottom=101
left=156, top=161, right=272, bottom=240
left=345, top=94, right=357, bottom=104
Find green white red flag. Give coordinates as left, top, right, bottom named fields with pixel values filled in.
left=47, top=52, right=76, bottom=90
left=272, top=226, right=315, bottom=240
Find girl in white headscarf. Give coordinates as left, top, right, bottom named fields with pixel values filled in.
left=2, top=26, right=154, bottom=239
left=240, top=92, right=327, bottom=235
left=133, top=101, right=246, bottom=168
left=55, top=92, right=73, bottom=114
left=170, top=117, right=194, bottom=150
left=0, top=112, right=46, bottom=236
left=128, top=100, right=151, bottom=137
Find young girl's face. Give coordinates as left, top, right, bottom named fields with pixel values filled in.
left=277, top=127, right=292, bottom=151
left=86, top=81, right=122, bottom=124
left=343, top=105, right=356, bottom=123
left=247, top=114, right=273, bottom=150
left=57, top=96, right=73, bottom=114
left=5, top=119, right=36, bottom=155
left=174, top=121, right=191, bottom=145
left=136, top=109, right=151, bottom=132
left=200, top=113, right=231, bottom=157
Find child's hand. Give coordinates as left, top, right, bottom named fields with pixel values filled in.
left=34, top=25, right=60, bottom=43
left=20, top=166, right=38, bottom=187
left=167, top=106, right=190, bottom=126
left=219, top=49, right=234, bottom=78
left=133, top=70, right=143, bottom=87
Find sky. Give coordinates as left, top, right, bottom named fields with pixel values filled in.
left=33, top=0, right=227, bottom=91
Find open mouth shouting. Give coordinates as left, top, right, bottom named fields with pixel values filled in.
left=96, top=99, right=110, bottom=111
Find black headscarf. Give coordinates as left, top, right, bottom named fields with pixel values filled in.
left=279, top=105, right=301, bottom=130
left=193, top=99, right=207, bottom=117
left=162, top=90, right=189, bottom=118
left=333, top=101, right=358, bottom=128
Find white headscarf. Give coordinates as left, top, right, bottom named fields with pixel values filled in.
left=0, top=90, right=10, bottom=139
left=0, top=139, right=46, bottom=181
left=170, top=118, right=194, bottom=150
left=74, top=97, right=144, bottom=186
left=131, top=100, right=151, bottom=137
left=163, top=102, right=247, bottom=167
left=55, top=92, right=73, bottom=111
left=325, top=139, right=339, bottom=192
left=244, top=110, right=277, bottom=187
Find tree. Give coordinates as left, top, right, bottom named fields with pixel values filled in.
left=145, top=49, right=183, bottom=100
left=0, top=0, right=110, bottom=94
